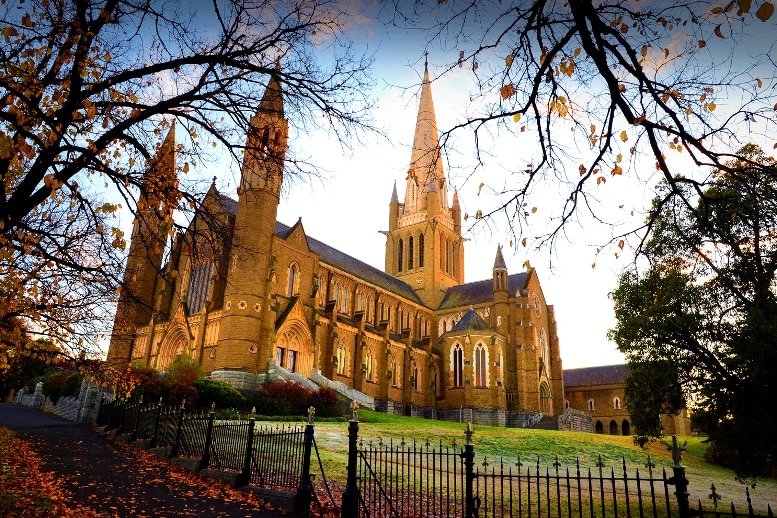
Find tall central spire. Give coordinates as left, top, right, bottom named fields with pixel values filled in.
left=404, top=58, right=447, bottom=214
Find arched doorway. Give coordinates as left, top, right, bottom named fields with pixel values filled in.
left=275, top=318, right=314, bottom=376
left=539, top=382, right=552, bottom=414
left=157, top=324, right=190, bottom=371
left=622, top=420, right=631, bottom=435
left=595, top=421, right=604, bottom=434
left=609, top=420, right=618, bottom=435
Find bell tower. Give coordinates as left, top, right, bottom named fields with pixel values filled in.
left=215, top=66, right=288, bottom=386
left=385, top=58, right=464, bottom=308
left=108, top=125, right=177, bottom=366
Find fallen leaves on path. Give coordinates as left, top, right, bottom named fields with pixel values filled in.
left=0, top=427, right=104, bottom=517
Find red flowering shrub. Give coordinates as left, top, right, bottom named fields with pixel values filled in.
left=264, top=379, right=311, bottom=415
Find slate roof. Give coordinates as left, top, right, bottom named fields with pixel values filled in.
left=213, top=193, right=424, bottom=305
left=274, top=222, right=425, bottom=305
left=438, top=272, right=529, bottom=310
left=451, top=308, right=490, bottom=332
left=563, top=364, right=629, bottom=387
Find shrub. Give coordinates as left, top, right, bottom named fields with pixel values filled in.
left=166, top=353, right=202, bottom=387
left=61, top=372, right=83, bottom=399
left=193, top=378, right=246, bottom=410
left=168, top=384, right=198, bottom=411
left=309, top=387, right=342, bottom=417
left=264, top=380, right=312, bottom=416
left=41, top=372, right=69, bottom=404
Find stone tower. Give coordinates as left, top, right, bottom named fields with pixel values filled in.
left=385, top=60, right=465, bottom=308
left=107, top=125, right=177, bottom=365
left=214, top=67, right=288, bottom=388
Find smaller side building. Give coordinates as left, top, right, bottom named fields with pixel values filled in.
left=563, top=364, right=691, bottom=436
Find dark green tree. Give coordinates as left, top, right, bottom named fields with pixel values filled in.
left=609, top=144, right=777, bottom=480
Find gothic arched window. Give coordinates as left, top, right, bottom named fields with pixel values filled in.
left=398, top=239, right=404, bottom=272
left=474, top=343, right=488, bottom=387
left=408, top=236, right=415, bottom=270
left=286, top=263, right=299, bottom=297
left=419, top=234, right=425, bottom=267
left=451, top=343, right=463, bottom=387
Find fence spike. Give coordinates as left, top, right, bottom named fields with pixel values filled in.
left=747, top=486, right=754, bottom=515
left=709, top=483, right=721, bottom=510
left=553, top=454, right=561, bottom=472
left=515, top=455, right=522, bottom=470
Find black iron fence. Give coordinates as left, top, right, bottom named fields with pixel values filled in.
left=340, top=412, right=775, bottom=518
left=95, top=399, right=328, bottom=518
left=95, top=400, right=775, bottom=518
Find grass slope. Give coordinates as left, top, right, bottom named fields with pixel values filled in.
left=296, top=410, right=777, bottom=513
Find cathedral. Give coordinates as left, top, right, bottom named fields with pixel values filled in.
left=107, top=63, right=565, bottom=427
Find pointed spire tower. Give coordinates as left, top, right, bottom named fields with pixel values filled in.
left=385, top=56, right=464, bottom=308
left=108, top=124, right=177, bottom=365
left=216, top=64, right=288, bottom=382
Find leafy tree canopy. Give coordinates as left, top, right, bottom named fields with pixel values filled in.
left=0, top=0, right=373, bottom=360
left=389, top=1, right=776, bottom=252
left=609, top=144, right=777, bottom=481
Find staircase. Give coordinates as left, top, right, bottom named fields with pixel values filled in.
left=532, top=415, right=560, bottom=430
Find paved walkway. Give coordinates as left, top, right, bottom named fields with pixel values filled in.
left=0, top=403, right=287, bottom=517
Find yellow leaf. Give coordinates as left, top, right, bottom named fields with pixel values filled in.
left=513, top=113, right=521, bottom=122
left=641, top=45, right=648, bottom=57
left=591, top=262, right=596, bottom=269
left=620, top=130, right=628, bottom=142
left=531, top=207, right=537, bottom=214
left=478, top=182, right=484, bottom=195
left=475, top=209, right=483, bottom=219
left=183, top=162, right=190, bottom=173
left=756, top=2, right=774, bottom=21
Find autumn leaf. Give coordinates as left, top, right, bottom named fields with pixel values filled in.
left=506, top=54, right=514, bottom=67
left=756, top=2, right=775, bottom=20
left=620, top=130, right=628, bottom=142
left=714, top=25, right=725, bottom=38
left=500, top=84, right=515, bottom=99
left=698, top=40, right=706, bottom=48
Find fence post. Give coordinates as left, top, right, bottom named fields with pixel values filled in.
left=341, top=401, right=360, bottom=518
left=199, top=403, right=216, bottom=470
left=463, top=422, right=477, bottom=518
left=170, top=399, right=186, bottom=458
left=295, top=406, right=316, bottom=518
left=150, top=398, right=163, bottom=448
left=130, top=395, right=144, bottom=442
left=238, top=416, right=256, bottom=487
left=668, top=434, right=690, bottom=518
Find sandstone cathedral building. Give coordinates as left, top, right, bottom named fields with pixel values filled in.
left=107, top=63, right=566, bottom=427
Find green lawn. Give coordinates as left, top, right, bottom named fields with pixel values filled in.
left=285, top=410, right=777, bottom=513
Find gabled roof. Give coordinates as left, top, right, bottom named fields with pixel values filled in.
left=452, top=308, right=490, bottom=331
left=563, top=364, right=629, bottom=387
left=207, top=192, right=424, bottom=305
left=438, top=272, right=530, bottom=310
left=274, top=222, right=425, bottom=305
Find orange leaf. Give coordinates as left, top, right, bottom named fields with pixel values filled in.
left=756, top=2, right=774, bottom=21
left=714, top=25, right=725, bottom=38
left=698, top=40, right=706, bottom=48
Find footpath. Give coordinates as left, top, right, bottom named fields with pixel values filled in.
left=0, top=403, right=287, bottom=517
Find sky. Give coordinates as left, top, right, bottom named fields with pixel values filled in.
left=212, top=2, right=636, bottom=369
left=148, top=0, right=775, bottom=369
